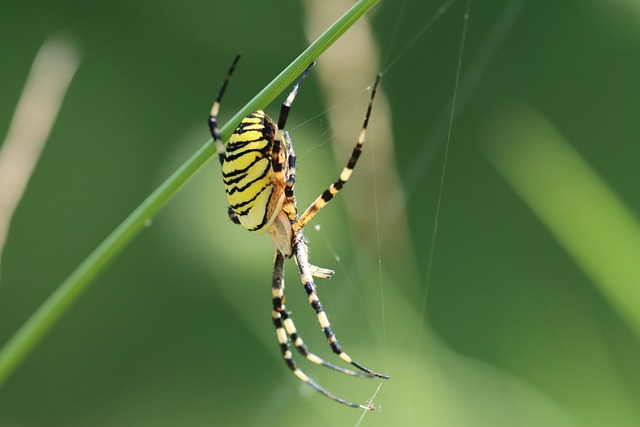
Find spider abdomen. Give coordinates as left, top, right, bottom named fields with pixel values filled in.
left=222, top=110, right=283, bottom=233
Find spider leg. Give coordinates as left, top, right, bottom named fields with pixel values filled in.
left=282, top=130, right=333, bottom=278
left=292, top=234, right=389, bottom=380
left=280, top=130, right=298, bottom=223
left=271, top=251, right=375, bottom=410
left=272, top=251, right=370, bottom=377
left=209, top=54, right=244, bottom=225
left=276, top=63, right=316, bottom=135
left=227, top=207, right=241, bottom=225
left=208, top=53, right=241, bottom=165
left=293, top=74, right=381, bottom=234
left=272, top=63, right=315, bottom=220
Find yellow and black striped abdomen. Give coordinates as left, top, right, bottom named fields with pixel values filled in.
left=222, top=111, right=281, bottom=233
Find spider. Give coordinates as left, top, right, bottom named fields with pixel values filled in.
left=208, top=54, right=388, bottom=410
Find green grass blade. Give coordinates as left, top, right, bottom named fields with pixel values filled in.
left=0, top=0, right=379, bottom=388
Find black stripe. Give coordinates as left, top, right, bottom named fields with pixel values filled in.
left=321, top=187, right=335, bottom=203
left=310, top=299, right=322, bottom=313
left=232, top=184, right=270, bottom=212
left=284, top=185, right=294, bottom=198
left=222, top=154, right=264, bottom=178
left=247, top=203, right=272, bottom=232
left=272, top=140, right=282, bottom=172
left=346, top=147, right=361, bottom=169
left=233, top=124, right=265, bottom=135
left=223, top=147, right=268, bottom=162
left=327, top=335, right=343, bottom=354
left=226, top=136, right=268, bottom=152
left=322, top=327, right=335, bottom=340
left=223, top=171, right=248, bottom=186
left=272, top=315, right=283, bottom=327
left=222, top=158, right=269, bottom=185
left=303, top=281, right=315, bottom=295
left=283, top=356, right=296, bottom=370
left=225, top=165, right=270, bottom=195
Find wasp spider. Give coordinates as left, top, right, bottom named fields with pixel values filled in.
left=208, top=55, right=388, bottom=410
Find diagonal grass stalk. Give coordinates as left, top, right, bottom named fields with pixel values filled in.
left=487, top=106, right=640, bottom=337
left=0, top=0, right=379, bottom=388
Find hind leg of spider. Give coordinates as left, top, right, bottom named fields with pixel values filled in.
left=292, top=235, right=389, bottom=380
left=272, top=251, right=370, bottom=378
left=271, top=251, right=376, bottom=410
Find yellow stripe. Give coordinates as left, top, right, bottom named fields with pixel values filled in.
left=283, top=318, right=297, bottom=334
left=230, top=130, right=266, bottom=143
left=294, top=369, right=309, bottom=382
left=242, top=116, right=262, bottom=124
left=276, top=327, right=288, bottom=344
left=339, top=353, right=353, bottom=363
left=317, top=312, right=330, bottom=329
left=307, top=354, right=323, bottom=365
left=241, top=124, right=264, bottom=131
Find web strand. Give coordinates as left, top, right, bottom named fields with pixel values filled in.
left=422, top=0, right=471, bottom=310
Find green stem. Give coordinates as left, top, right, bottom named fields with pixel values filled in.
left=0, top=0, right=379, bottom=388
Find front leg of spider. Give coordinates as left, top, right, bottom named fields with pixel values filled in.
left=209, top=55, right=388, bottom=410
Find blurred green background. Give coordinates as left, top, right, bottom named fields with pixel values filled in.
left=2, top=0, right=640, bottom=426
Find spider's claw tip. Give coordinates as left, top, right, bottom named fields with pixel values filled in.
left=367, top=372, right=390, bottom=380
